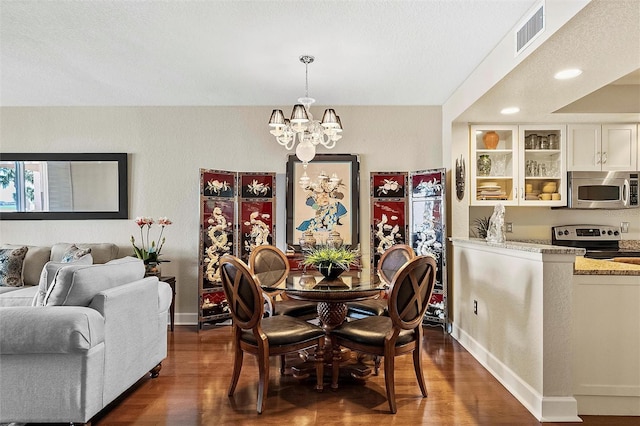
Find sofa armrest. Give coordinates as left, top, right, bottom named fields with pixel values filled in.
left=88, top=276, right=168, bottom=403
left=0, top=306, right=105, bottom=354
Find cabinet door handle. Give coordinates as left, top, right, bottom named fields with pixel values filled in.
left=596, top=152, right=601, bottom=164
left=602, top=151, right=607, bottom=164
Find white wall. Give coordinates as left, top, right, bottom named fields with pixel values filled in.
left=0, top=105, right=442, bottom=323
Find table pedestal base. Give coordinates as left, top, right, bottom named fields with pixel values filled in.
left=289, top=350, right=372, bottom=389
left=286, top=300, right=374, bottom=389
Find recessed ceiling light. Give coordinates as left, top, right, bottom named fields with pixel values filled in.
left=500, top=107, right=520, bottom=115
left=554, top=68, right=583, bottom=80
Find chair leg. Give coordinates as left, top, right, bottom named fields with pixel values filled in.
left=257, top=344, right=270, bottom=414
left=374, top=355, right=381, bottom=376
left=280, top=354, right=286, bottom=375
left=315, top=337, right=324, bottom=391
left=413, top=347, right=428, bottom=397
left=228, top=344, right=243, bottom=396
left=384, top=354, right=397, bottom=414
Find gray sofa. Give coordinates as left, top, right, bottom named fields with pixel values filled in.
left=0, top=243, right=172, bottom=425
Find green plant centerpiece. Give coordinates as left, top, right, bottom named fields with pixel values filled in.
left=301, top=244, right=359, bottom=281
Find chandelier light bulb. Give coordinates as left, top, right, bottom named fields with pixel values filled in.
left=295, top=139, right=316, bottom=164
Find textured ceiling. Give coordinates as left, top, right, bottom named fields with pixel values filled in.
left=457, top=0, right=640, bottom=123
left=0, top=0, right=539, bottom=107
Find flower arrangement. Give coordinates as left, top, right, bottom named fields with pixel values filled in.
left=131, top=216, right=172, bottom=264
left=301, top=244, right=359, bottom=279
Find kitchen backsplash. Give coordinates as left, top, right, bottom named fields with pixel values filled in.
left=469, top=206, right=640, bottom=241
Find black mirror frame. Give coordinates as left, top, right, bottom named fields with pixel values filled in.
left=0, top=152, right=128, bottom=220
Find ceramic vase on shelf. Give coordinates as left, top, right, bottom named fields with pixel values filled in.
left=483, top=131, right=500, bottom=149
left=477, top=154, right=492, bottom=176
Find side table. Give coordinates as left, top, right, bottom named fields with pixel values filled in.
left=160, top=276, right=176, bottom=331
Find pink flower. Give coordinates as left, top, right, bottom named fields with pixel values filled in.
left=158, top=217, right=173, bottom=226
left=135, top=216, right=154, bottom=227
left=131, top=216, right=172, bottom=262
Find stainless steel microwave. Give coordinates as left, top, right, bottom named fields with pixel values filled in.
left=567, top=171, right=639, bottom=209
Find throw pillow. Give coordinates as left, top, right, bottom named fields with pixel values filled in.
left=61, top=244, right=92, bottom=263
left=32, top=254, right=94, bottom=307
left=0, top=246, right=28, bottom=287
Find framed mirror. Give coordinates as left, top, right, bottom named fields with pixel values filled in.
left=0, top=153, right=128, bottom=220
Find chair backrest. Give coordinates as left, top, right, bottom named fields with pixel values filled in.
left=388, top=255, right=437, bottom=330
left=377, top=244, right=416, bottom=285
left=220, top=255, right=263, bottom=330
left=248, top=245, right=290, bottom=288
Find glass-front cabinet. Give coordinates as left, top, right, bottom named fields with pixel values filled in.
left=470, top=125, right=518, bottom=206
left=470, top=124, right=566, bottom=207
left=518, top=124, right=566, bottom=206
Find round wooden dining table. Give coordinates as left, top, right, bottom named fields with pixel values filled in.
left=261, top=271, right=385, bottom=387
left=270, top=271, right=384, bottom=329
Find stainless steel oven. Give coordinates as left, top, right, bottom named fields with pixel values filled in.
left=552, top=225, right=640, bottom=259
left=567, top=171, right=639, bottom=209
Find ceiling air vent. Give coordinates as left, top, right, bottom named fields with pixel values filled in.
left=515, top=2, right=545, bottom=56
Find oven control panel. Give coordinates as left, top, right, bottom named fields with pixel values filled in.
left=552, top=225, right=621, bottom=242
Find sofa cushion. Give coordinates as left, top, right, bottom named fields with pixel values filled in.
left=0, top=306, right=105, bottom=354
left=0, top=245, right=52, bottom=287
left=44, top=257, right=144, bottom=306
left=51, top=243, right=119, bottom=265
left=33, top=255, right=94, bottom=307
left=0, top=285, right=39, bottom=307
left=60, top=244, right=92, bottom=263
left=0, top=246, right=28, bottom=287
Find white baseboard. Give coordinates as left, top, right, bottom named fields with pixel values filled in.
left=451, top=324, right=581, bottom=423
left=576, top=395, right=640, bottom=416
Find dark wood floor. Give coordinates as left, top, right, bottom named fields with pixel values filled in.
left=70, top=325, right=637, bottom=425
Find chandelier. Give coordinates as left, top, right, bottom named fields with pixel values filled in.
left=268, top=55, right=342, bottom=165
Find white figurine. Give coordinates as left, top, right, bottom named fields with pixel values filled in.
left=486, top=203, right=506, bottom=243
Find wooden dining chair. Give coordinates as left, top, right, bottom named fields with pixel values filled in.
left=249, top=245, right=318, bottom=319
left=347, top=244, right=416, bottom=318
left=331, top=255, right=437, bottom=414
left=219, top=255, right=326, bottom=414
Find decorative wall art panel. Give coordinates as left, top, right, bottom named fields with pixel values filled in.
left=239, top=200, right=274, bottom=261
left=239, top=173, right=274, bottom=198
left=286, top=154, right=359, bottom=250
left=411, top=170, right=444, bottom=198
left=200, top=197, right=235, bottom=289
left=198, top=168, right=276, bottom=329
left=371, top=200, right=408, bottom=269
left=201, top=170, right=235, bottom=197
left=409, top=168, right=447, bottom=328
left=369, top=168, right=448, bottom=329
left=372, top=173, right=408, bottom=198
left=369, top=172, right=409, bottom=274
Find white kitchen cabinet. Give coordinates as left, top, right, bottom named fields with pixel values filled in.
left=567, top=123, right=637, bottom=171
left=469, top=124, right=566, bottom=207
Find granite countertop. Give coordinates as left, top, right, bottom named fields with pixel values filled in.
left=574, top=256, right=640, bottom=276
left=451, top=238, right=640, bottom=276
left=450, top=237, right=585, bottom=255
